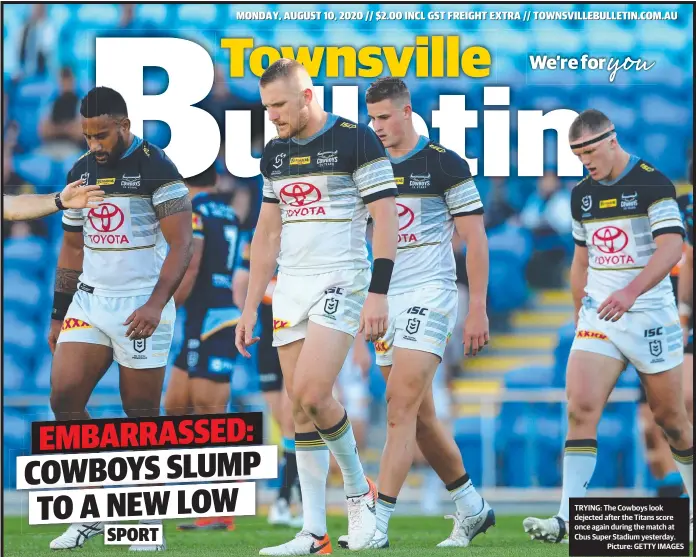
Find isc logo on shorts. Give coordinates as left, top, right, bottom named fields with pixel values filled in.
left=576, top=330, right=608, bottom=341
left=273, top=319, right=290, bottom=331
left=61, top=318, right=92, bottom=331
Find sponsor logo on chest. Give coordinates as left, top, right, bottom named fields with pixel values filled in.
left=86, top=202, right=129, bottom=245
left=409, top=173, right=431, bottom=189
left=396, top=202, right=418, bottom=244
left=621, top=192, right=639, bottom=211
left=120, top=174, right=141, bottom=189
left=316, top=150, right=338, bottom=167
left=590, top=225, right=635, bottom=266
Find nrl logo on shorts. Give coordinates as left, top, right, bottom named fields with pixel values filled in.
left=409, top=173, right=431, bottom=189
left=649, top=340, right=662, bottom=357
left=324, top=297, right=339, bottom=315
left=133, top=338, right=147, bottom=354
left=316, top=150, right=338, bottom=166
left=581, top=195, right=592, bottom=212
left=406, top=318, right=421, bottom=335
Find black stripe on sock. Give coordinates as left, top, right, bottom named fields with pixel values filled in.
left=445, top=473, right=470, bottom=492
left=565, top=439, right=598, bottom=449
left=377, top=492, right=397, bottom=505
left=670, top=445, right=694, bottom=461
left=316, top=410, right=348, bottom=436
left=295, top=431, right=323, bottom=442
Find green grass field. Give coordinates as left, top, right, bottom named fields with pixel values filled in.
left=3, top=515, right=693, bottom=557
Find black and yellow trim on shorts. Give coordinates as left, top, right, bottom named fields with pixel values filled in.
left=295, top=431, right=327, bottom=451
left=564, top=439, right=598, bottom=456
left=670, top=445, right=693, bottom=465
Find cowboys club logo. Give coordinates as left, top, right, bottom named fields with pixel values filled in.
left=649, top=340, right=663, bottom=357
left=396, top=203, right=415, bottom=231
left=272, top=153, right=287, bottom=169
left=409, top=173, right=431, bottom=188
left=581, top=195, right=592, bottom=212
left=592, top=226, right=628, bottom=253
left=324, top=297, right=339, bottom=315
left=279, top=182, right=322, bottom=206
left=88, top=203, right=125, bottom=232
left=406, top=318, right=420, bottom=335
left=621, top=191, right=638, bottom=210
left=316, top=150, right=338, bottom=166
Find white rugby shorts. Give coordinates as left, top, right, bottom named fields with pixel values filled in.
left=57, top=289, right=176, bottom=369
left=374, top=288, right=458, bottom=367
left=571, top=302, right=683, bottom=374
left=271, top=269, right=369, bottom=347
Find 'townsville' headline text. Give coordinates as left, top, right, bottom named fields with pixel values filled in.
left=95, top=38, right=585, bottom=179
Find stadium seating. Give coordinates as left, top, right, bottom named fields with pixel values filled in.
left=2, top=3, right=692, bottom=492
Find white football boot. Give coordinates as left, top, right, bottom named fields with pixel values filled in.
left=523, top=515, right=569, bottom=544
left=49, top=522, right=104, bottom=549
left=437, top=499, right=496, bottom=547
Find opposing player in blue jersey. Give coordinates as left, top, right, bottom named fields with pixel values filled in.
left=163, top=164, right=246, bottom=531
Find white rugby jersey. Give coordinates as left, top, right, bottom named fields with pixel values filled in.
left=62, top=137, right=188, bottom=297
left=571, top=156, right=685, bottom=311
left=260, top=114, right=398, bottom=275
left=387, top=136, right=484, bottom=296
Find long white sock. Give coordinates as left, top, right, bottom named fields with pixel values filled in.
left=295, top=432, right=330, bottom=536
left=558, top=439, right=598, bottom=522
left=376, top=493, right=396, bottom=535
left=446, top=473, right=484, bottom=516
left=317, top=410, right=369, bottom=497
left=670, top=445, right=694, bottom=512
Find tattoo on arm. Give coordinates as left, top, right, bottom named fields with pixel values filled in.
left=155, top=196, right=192, bottom=220
left=56, top=268, right=80, bottom=293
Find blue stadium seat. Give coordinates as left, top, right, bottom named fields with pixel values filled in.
left=76, top=4, right=120, bottom=27
left=3, top=309, right=40, bottom=362
left=3, top=409, right=32, bottom=488
left=453, top=417, right=484, bottom=486
left=2, top=352, right=26, bottom=392
left=175, top=4, right=221, bottom=26
left=12, top=152, right=55, bottom=187
left=3, top=268, right=46, bottom=320
left=32, top=353, right=53, bottom=392
left=135, top=4, right=171, bottom=27
left=553, top=322, right=576, bottom=386
left=592, top=410, right=636, bottom=488
left=3, top=236, right=50, bottom=280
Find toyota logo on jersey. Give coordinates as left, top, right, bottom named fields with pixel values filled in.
left=89, top=203, right=124, bottom=232
left=280, top=182, right=325, bottom=217
left=593, top=226, right=628, bottom=253
left=396, top=202, right=417, bottom=243
left=396, top=203, right=414, bottom=231
left=592, top=226, right=634, bottom=265
left=87, top=203, right=129, bottom=245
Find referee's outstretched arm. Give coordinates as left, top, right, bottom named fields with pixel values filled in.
left=2, top=179, right=103, bottom=221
